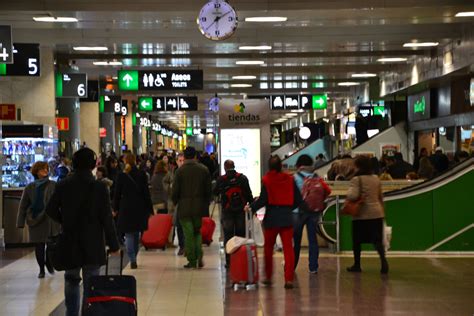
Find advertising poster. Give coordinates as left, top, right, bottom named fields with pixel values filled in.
left=220, top=129, right=261, bottom=195
left=380, top=143, right=401, bottom=157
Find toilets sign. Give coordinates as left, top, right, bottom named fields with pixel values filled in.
left=118, top=70, right=203, bottom=91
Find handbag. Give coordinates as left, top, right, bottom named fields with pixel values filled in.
left=47, top=183, right=94, bottom=271
left=341, top=177, right=364, bottom=216
left=47, top=231, right=83, bottom=271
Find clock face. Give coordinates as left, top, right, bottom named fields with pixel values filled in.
left=197, top=0, right=238, bottom=41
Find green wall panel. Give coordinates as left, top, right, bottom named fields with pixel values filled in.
left=384, top=191, right=434, bottom=250
left=434, top=228, right=474, bottom=251
left=432, top=171, right=474, bottom=250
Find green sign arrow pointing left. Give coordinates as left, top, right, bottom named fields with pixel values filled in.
left=118, top=70, right=139, bottom=91
left=138, top=97, right=153, bottom=111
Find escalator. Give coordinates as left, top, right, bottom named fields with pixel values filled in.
left=318, top=158, right=474, bottom=252
left=313, top=122, right=407, bottom=178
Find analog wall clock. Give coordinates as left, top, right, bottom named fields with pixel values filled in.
left=197, top=0, right=238, bottom=41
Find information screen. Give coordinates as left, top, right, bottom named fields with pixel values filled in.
left=220, top=128, right=261, bottom=196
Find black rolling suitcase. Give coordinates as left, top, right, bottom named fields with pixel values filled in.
left=83, top=250, right=137, bottom=316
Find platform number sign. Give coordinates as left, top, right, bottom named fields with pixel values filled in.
left=99, top=95, right=126, bottom=115
left=0, top=43, right=40, bottom=76
left=56, top=73, right=88, bottom=98
left=0, top=26, right=13, bottom=64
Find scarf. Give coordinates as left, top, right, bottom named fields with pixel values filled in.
left=31, top=178, right=49, bottom=219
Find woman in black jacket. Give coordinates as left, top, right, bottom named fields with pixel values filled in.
left=113, top=153, right=153, bottom=269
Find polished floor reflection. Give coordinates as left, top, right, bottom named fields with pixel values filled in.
left=224, top=254, right=474, bottom=315
left=0, top=238, right=472, bottom=315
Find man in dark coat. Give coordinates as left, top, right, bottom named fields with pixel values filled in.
left=172, top=147, right=212, bottom=269
left=214, top=159, right=253, bottom=267
left=46, top=148, right=119, bottom=316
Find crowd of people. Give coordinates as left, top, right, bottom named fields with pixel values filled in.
left=15, top=143, right=471, bottom=315
left=326, top=147, right=471, bottom=181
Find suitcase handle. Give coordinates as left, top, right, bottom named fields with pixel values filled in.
left=245, top=210, right=255, bottom=240
left=105, top=249, right=124, bottom=276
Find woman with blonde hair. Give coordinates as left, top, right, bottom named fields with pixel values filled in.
left=113, top=153, right=153, bottom=268
left=17, top=161, right=60, bottom=278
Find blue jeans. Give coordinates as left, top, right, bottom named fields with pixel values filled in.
left=64, top=265, right=101, bottom=316
left=293, top=212, right=321, bottom=272
left=125, top=232, right=140, bottom=263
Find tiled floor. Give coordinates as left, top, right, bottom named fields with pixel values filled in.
left=0, top=225, right=473, bottom=315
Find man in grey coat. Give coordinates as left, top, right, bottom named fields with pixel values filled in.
left=172, top=147, right=212, bottom=269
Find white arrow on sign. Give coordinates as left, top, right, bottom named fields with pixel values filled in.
left=141, top=99, right=150, bottom=108
left=315, top=97, right=325, bottom=106
left=123, top=74, right=133, bottom=87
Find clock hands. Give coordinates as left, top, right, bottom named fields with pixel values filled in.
left=204, top=9, right=234, bottom=32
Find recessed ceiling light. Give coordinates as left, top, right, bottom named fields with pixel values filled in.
left=338, top=82, right=361, bottom=86
left=231, top=84, right=252, bottom=88
left=33, top=16, right=78, bottom=22
left=232, top=75, right=257, bottom=80
left=285, top=113, right=298, bottom=117
left=245, top=17, right=288, bottom=22
left=403, top=42, right=439, bottom=48
left=377, top=57, right=408, bottom=62
left=93, top=61, right=123, bottom=66
left=236, top=60, right=265, bottom=65
left=112, top=76, right=118, bottom=80
left=455, top=12, right=474, bottom=17
left=239, top=45, right=272, bottom=50
left=351, top=73, right=377, bottom=78
left=291, top=109, right=305, bottom=113
left=73, top=46, right=108, bottom=51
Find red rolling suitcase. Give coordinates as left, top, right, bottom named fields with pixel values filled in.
left=84, top=250, right=137, bottom=316
left=141, top=214, right=173, bottom=250
left=201, top=203, right=217, bottom=246
left=230, top=212, right=259, bottom=290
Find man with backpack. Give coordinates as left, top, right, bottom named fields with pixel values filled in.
left=293, top=154, right=331, bottom=274
left=214, top=160, right=253, bottom=268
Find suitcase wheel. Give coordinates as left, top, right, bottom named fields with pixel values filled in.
left=246, top=284, right=257, bottom=291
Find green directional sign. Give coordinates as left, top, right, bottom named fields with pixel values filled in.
left=138, top=97, right=153, bottom=111
left=312, top=94, right=327, bottom=109
left=414, top=96, right=426, bottom=114
left=373, top=106, right=385, bottom=116
left=185, top=127, right=193, bottom=136
left=118, top=70, right=139, bottom=91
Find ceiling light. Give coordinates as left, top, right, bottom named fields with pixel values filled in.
left=73, top=46, right=108, bottom=51
left=236, top=60, right=264, bottom=65
left=338, top=82, right=361, bottom=86
left=291, top=109, right=305, bottom=113
left=403, top=42, right=439, bottom=48
left=232, top=75, right=257, bottom=80
left=245, top=17, right=288, bottom=22
left=285, top=113, right=298, bottom=117
left=93, top=61, right=123, bottom=66
left=377, top=57, right=408, bottom=62
left=231, top=84, right=252, bottom=88
left=351, top=73, right=377, bottom=78
left=33, top=16, right=78, bottom=22
left=239, top=46, right=272, bottom=50
left=455, top=12, right=474, bottom=17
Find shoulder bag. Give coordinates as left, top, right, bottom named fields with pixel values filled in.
left=341, top=176, right=364, bottom=216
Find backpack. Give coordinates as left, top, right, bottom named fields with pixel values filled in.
left=299, top=172, right=328, bottom=212
left=222, top=173, right=246, bottom=211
